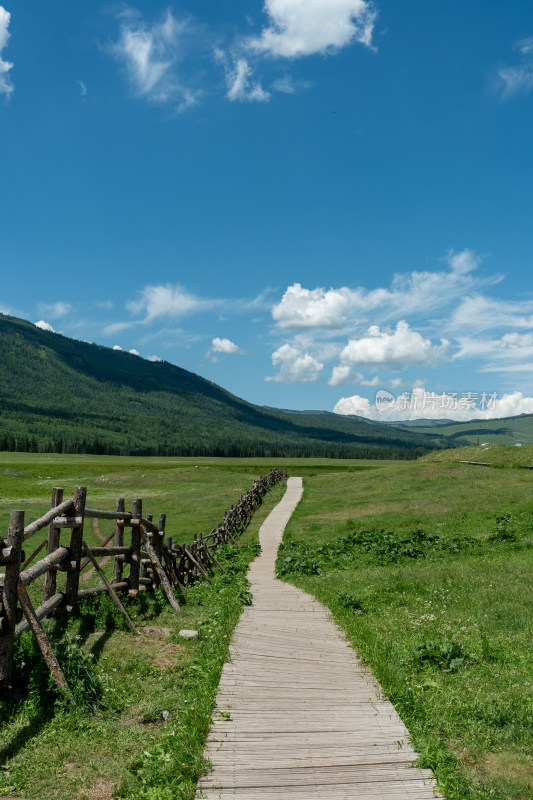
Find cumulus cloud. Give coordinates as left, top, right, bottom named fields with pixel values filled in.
left=146, top=354, right=162, bottom=362
left=34, top=320, right=56, bottom=333
left=215, top=50, right=270, bottom=102
left=0, top=6, right=13, bottom=98
left=129, top=348, right=140, bottom=355
left=110, top=8, right=197, bottom=108
left=337, top=321, right=449, bottom=369
left=328, top=365, right=363, bottom=386
left=266, top=343, right=323, bottom=383
left=127, top=283, right=220, bottom=321
left=113, top=345, right=122, bottom=351
left=272, top=250, right=488, bottom=331
left=334, top=387, right=533, bottom=422
left=497, top=37, right=533, bottom=97
left=211, top=337, right=239, bottom=354
left=38, top=301, right=71, bottom=320
left=247, top=0, right=377, bottom=58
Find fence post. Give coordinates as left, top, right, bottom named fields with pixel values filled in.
left=113, top=498, right=125, bottom=584
left=65, top=486, right=87, bottom=612
left=129, top=499, right=142, bottom=593
left=0, top=510, right=24, bottom=696
left=43, top=487, right=63, bottom=602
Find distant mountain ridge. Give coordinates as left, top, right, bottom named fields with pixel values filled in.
left=0, top=314, right=452, bottom=459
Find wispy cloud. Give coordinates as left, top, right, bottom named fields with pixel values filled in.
left=496, top=36, right=533, bottom=97
left=78, top=79, right=88, bottom=97
left=37, top=301, right=71, bottom=320
left=126, top=283, right=221, bottom=322
left=215, top=49, right=270, bottom=102
left=247, top=0, right=377, bottom=58
left=0, top=6, right=14, bottom=98
left=109, top=7, right=200, bottom=109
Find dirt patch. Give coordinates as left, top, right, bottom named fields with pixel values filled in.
left=131, top=628, right=184, bottom=667
left=141, top=625, right=172, bottom=638
left=77, top=780, right=115, bottom=800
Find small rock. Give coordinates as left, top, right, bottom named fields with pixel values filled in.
left=178, top=629, right=199, bottom=639
left=162, top=710, right=170, bottom=720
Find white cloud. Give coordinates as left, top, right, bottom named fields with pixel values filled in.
left=127, top=283, right=219, bottom=321
left=272, top=75, right=311, bottom=94
left=328, top=365, right=363, bottom=386
left=34, top=320, right=56, bottom=333
left=0, top=6, right=13, bottom=98
left=273, top=283, right=368, bottom=329
left=455, top=332, right=533, bottom=362
left=146, top=354, right=162, bottom=362
left=175, top=88, right=201, bottom=113
left=449, top=295, right=533, bottom=334
left=337, top=321, right=449, bottom=369
left=38, top=301, right=71, bottom=319
left=211, top=337, right=239, bottom=354
left=113, top=345, right=122, bottom=351
left=78, top=80, right=88, bottom=97
left=129, top=348, right=140, bottom=355
left=0, top=303, right=12, bottom=315
left=110, top=8, right=195, bottom=106
left=272, top=250, right=488, bottom=331
left=215, top=50, right=270, bottom=102
left=497, top=37, right=533, bottom=96
left=266, top=343, right=323, bottom=383
left=334, top=387, right=533, bottom=422
left=333, top=393, right=374, bottom=418
left=247, top=0, right=377, bottom=58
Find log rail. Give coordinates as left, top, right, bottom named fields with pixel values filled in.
left=0, top=468, right=288, bottom=700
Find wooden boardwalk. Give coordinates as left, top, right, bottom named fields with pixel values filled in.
left=197, top=478, right=443, bottom=799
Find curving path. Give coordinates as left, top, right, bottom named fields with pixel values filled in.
left=197, top=477, right=443, bottom=800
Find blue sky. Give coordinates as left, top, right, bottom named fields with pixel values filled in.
left=1, top=1, right=533, bottom=422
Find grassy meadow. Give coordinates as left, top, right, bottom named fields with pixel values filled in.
left=1, top=450, right=532, bottom=800
left=279, top=448, right=533, bottom=800
left=0, top=454, right=295, bottom=800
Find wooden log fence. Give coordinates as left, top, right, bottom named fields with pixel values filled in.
left=0, top=468, right=288, bottom=700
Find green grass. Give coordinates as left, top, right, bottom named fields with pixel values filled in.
left=0, top=456, right=287, bottom=800
left=279, top=452, right=533, bottom=800
left=404, top=415, right=533, bottom=447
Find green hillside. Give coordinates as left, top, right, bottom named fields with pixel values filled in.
left=398, top=415, right=533, bottom=446
left=0, top=314, right=450, bottom=459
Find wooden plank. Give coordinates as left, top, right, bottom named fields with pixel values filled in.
left=196, top=478, right=443, bottom=800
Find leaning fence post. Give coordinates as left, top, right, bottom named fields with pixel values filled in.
left=65, top=486, right=87, bottom=613
left=153, top=514, right=165, bottom=588
left=129, top=499, right=142, bottom=593
left=0, top=510, right=24, bottom=696
left=43, top=487, right=63, bottom=603
left=113, top=498, right=125, bottom=584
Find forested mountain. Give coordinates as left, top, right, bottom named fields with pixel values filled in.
left=0, top=314, right=451, bottom=459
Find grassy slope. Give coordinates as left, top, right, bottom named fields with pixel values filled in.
left=0, top=456, right=287, bottom=800
left=0, top=313, right=447, bottom=458
left=399, top=415, right=533, bottom=446
left=279, top=450, right=533, bottom=800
